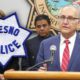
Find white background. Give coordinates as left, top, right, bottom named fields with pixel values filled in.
left=0, top=0, right=30, bottom=27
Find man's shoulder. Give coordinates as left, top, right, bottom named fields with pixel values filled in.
left=42, top=35, right=59, bottom=43
left=27, top=36, right=38, bottom=42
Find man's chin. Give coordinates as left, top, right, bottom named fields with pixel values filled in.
left=61, top=29, right=70, bottom=33
left=61, top=31, right=70, bottom=34
left=40, top=34, right=47, bottom=37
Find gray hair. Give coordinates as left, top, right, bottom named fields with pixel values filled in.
left=58, top=4, right=80, bottom=18
left=72, top=4, right=80, bottom=18
left=0, top=10, right=5, bottom=17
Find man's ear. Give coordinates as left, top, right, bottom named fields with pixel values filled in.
left=78, top=19, right=80, bottom=26
left=78, top=19, right=80, bottom=23
left=77, top=19, right=80, bottom=30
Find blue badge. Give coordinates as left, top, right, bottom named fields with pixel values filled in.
left=0, top=12, right=31, bottom=66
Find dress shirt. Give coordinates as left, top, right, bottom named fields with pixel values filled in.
left=60, top=32, right=76, bottom=66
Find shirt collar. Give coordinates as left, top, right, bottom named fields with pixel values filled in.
left=60, top=32, right=77, bottom=44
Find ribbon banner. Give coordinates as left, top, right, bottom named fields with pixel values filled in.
left=0, top=13, right=30, bottom=66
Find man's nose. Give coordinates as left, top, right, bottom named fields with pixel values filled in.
left=40, top=26, right=44, bottom=29
left=63, top=18, right=69, bottom=24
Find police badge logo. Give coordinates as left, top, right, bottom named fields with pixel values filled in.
left=0, top=13, right=30, bottom=66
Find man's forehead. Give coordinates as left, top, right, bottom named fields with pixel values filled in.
left=62, top=6, right=77, bottom=11
left=60, top=6, right=78, bottom=17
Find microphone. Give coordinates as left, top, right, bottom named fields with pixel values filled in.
left=50, top=45, right=56, bottom=64
left=26, top=45, right=56, bottom=71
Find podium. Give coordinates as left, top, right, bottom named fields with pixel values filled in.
left=4, top=71, right=80, bottom=79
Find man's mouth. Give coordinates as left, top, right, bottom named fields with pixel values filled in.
left=62, top=26, right=69, bottom=29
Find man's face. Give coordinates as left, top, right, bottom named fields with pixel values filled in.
left=35, top=19, right=50, bottom=37
left=58, top=6, right=79, bottom=38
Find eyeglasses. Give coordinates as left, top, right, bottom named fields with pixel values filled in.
left=58, top=15, right=79, bottom=22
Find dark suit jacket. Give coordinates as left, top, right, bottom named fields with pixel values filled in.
left=26, top=35, right=52, bottom=67
left=36, top=32, right=80, bottom=71
left=0, top=57, right=19, bottom=74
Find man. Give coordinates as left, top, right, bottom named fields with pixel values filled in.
left=36, top=4, right=80, bottom=71
left=22, top=14, right=53, bottom=70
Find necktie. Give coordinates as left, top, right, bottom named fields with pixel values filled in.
left=61, top=39, right=70, bottom=71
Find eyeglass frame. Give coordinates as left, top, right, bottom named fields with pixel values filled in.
left=58, top=15, right=80, bottom=22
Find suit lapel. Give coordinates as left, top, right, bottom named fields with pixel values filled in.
left=68, top=33, right=80, bottom=70
left=54, top=35, right=61, bottom=70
